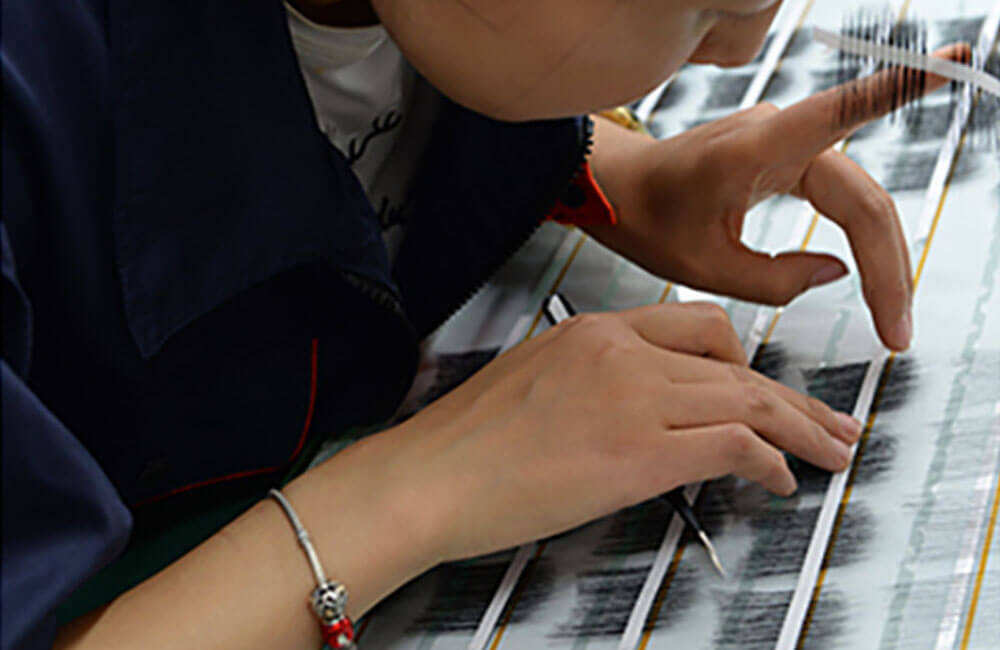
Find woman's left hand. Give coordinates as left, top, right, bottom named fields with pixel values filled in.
left=585, top=43, right=968, bottom=352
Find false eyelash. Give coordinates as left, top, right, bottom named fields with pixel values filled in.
left=792, top=358, right=916, bottom=488
left=803, top=361, right=871, bottom=413
left=701, top=70, right=792, bottom=110
left=709, top=588, right=850, bottom=650
left=395, top=348, right=500, bottom=420
left=797, top=588, right=853, bottom=649
left=633, top=564, right=701, bottom=632
left=882, top=147, right=979, bottom=193
left=550, top=566, right=653, bottom=638
left=592, top=498, right=674, bottom=557
left=898, top=99, right=955, bottom=142
left=834, top=8, right=1000, bottom=150
left=702, top=72, right=756, bottom=109
left=787, top=429, right=899, bottom=495
left=404, top=560, right=512, bottom=633
left=753, top=28, right=811, bottom=65
left=490, top=556, right=558, bottom=627
left=427, top=349, right=499, bottom=395
left=737, top=506, right=875, bottom=580
left=933, top=16, right=986, bottom=48
left=406, top=557, right=556, bottom=633
left=751, top=342, right=790, bottom=381
left=835, top=9, right=931, bottom=129
left=651, top=71, right=690, bottom=114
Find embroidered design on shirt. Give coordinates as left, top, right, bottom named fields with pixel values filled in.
left=346, top=111, right=403, bottom=165
left=376, top=195, right=410, bottom=231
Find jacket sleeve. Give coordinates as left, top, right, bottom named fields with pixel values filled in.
left=2, top=224, right=133, bottom=650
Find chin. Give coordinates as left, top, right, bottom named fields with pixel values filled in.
left=688, top=35, right=766, bottom=68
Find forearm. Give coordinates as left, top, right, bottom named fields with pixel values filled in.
left=55, top=430, right=439, bottom=650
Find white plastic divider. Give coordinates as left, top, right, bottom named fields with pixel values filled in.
left=773, top=6, right=1000, bottom=650
left=813, top=26, right=1000, bottom=98
left=933, top=403, right=1000, bottom=650
left=615, top=2, right=813, bottom=648
left=634, top=78, right=672, bottom=124
left=464, top=234, right=586, bottom=650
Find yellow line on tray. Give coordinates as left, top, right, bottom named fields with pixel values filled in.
left=956, top=35, right=1000, bottom=648
left=637, top=304, right=788, bottom=647
left=492, top=263, right=672, bottom=649
left=637, top=159, right=827, bottom=648
left=488, top=542, right=548, bottom=650
left=960, top=470, right=1000, bottom=648
left=800, top=130, right=971, bottom=648
left=913, top=155, right=959, bottom=291
left=488, top=231, right=588, bottom=647
left=657, top=282, right=674, bottom=305
left=798, top=355, right=896, bottom=645
left=637, top=543, right=686, bottom=650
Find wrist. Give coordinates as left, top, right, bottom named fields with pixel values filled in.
left=587, top=113, right=657, bottom=228
left=285, top=428, right=443, bottom=618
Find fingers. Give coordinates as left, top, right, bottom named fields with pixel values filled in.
left=768, top=43, right=971, bottom=160
left=699, top=244, right=848, bottom=307
left=621, top=302, right=747, bottom=364
left=658, top=423, right=798, bottom=496
left=660, top=382, right=853, bottom=472
left=798, top=149, right=913, bottom=350
left=652, top=348, right=863, bottom=443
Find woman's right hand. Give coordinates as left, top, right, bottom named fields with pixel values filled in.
left=55, top=302, right=865, bottom=649
left=378, top=302, right=862, bottom=566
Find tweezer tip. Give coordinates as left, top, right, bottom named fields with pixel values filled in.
left=698, top=530, right=727, bottom=579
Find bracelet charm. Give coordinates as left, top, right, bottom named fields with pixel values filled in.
left=312, top=581, right=356, bottom=649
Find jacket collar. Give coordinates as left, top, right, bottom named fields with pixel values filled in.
left=110, top=0, right=393, bottom=358
left=109, top=1, right=586, bottom=356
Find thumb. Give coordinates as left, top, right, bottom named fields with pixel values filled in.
left=708, top=246, right=848, bottom=306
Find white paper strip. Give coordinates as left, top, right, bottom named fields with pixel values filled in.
left=635, top=78, right=673, bottom=124
left=774, top=7, right=1000, bottom=650
left=466, top=233, right=588, bottom=650
left=813, top=26, right=1000, bottom=98
left=616, top=4, right=814, bottom=649
left=933, top=403, right=1000, bottom=650
left=773, top=348, right=889, bottom=650
left=466, top=543, right=538, bottom=650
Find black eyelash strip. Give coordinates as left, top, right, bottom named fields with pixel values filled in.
left=836, top=8, right=999, bottom=152
left=836, top=9, right=930, bottom=128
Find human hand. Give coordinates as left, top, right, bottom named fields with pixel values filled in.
left=380, top=303, right=861, bottom=564
left=586, top=44, right=971, bottom=352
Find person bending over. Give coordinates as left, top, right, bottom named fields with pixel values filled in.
left=2, top=1, right=964, bottom=648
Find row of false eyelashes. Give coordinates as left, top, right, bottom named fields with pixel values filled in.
left=363, top=345, right=908, bottom=644
left=836, top=9, right=999, bottom=150
left=388, top=350, right=995, bottom=645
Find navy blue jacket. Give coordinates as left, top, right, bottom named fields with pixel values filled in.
left=1, top=1, right=590, bottom=647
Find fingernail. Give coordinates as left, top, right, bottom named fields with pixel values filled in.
left=831, top=438, right=852, bottom=469
left=780, top=473, right=798, bottom=497
left=892, top=310, right=913, bottom=350
left=809, top=264, right=847, bottom=288
left=836, top=412, right=862, bottom=442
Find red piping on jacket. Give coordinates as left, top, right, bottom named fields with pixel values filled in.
left=132, top=338, right=319, bottom=507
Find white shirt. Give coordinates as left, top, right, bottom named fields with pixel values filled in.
left=285, top=3, right=438, bottom=262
